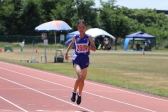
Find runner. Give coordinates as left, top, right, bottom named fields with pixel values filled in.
left=64, top=20, right=96, bottom=105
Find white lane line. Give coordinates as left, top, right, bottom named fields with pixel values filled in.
left=0, top=68, right=157, bottom=112
left=0, top=61, right=168, bottom=103
left=0, top=96, right=28, bottom=112
left=36, top=110, right=49, bottom=112
left=0, top=109, right=13, bottom=112
left=0, top=77, right=94, bottom=112
left=84, top=91, right=157, bottom=112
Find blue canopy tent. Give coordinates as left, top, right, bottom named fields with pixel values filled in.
left=124, top=31, right=156, bottom=51
left=65, top=31, right=79, bottom=47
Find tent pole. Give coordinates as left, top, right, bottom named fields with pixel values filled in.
left=155, top=39, right=156, bottom=48
left=132, top=38, right=134, bottom=49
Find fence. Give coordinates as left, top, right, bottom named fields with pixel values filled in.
left=0, top=35, right=65, bottom=44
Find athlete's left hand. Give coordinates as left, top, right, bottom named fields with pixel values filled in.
left=82, top=45, right=96, bottom=51
left=82, top=45, right=88, bottom=48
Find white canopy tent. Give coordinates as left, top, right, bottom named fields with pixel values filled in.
left=65, top=28, right=115, bottom=48
left=86, top=28, right=115, bottom=41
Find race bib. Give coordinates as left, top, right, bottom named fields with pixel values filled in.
left=76, top=44, right=88, bottom=53
left=71, top=54, right=77, bottom=60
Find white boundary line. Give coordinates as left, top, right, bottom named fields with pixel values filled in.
left=0, top=61, right=168, bottom=103
left=0, top=67, right=157, bottom=112
left=0, top=96, right=28, bottom=112
left=0, top=77, right=94, bottom=112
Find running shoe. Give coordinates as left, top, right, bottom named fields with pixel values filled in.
left=71, top=92, right=76, bottom=102
left=76, top=95, right=82, bottom=105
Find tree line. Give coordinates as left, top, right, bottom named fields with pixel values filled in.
left=0, top=0, right=168, bottom=41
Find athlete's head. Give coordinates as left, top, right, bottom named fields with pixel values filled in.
left=78, top=20, right=87, bottom=35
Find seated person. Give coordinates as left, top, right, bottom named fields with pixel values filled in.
left=103, top=38, right=111, bottom=50
left=144, top=42, right=149, bottom=51
left=98, top=44, right=102, bottom=50
left=136, top=42, right=141, bottom=50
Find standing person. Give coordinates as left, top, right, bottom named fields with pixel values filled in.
left=64, top=20, right=96, bottom=105
left=20, top=39, right=25, bottom=52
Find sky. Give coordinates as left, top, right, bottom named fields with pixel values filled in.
left=95, top=0, right=168, bottom=10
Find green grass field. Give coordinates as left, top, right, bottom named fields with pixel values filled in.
left=0, top=43, right=168, bottom=98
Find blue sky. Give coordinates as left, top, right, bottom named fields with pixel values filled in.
left=95, top=0, right=168, bottom=10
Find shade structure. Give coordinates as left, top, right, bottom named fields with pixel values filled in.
left=86, top=28, right=115, bottom=41
left=35, top=20, right=72, bottom=47
left=65, top=31, right=79, bottom=48
left=35, top=20, right=72, bottom=63
left=35, top=20, right=72, bottom=32
left=124, top=31, right=156, bottom=51
left=66, top=31, right=79, bottom=41
left=64, top=29, right=115, bottom=48
left=125, top=31, right=155, bottom=39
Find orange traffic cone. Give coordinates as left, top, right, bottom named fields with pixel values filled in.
left=142, top=52, right=145, bottom=55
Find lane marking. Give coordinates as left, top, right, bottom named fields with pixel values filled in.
left=0, top=88, right=27, bottom=90
left=84, top=91, right=157, bottom=112
left=36, top=110, right=49, bottom=112
left=0, top=96, right=28, bottom=112
left=0, top=77, right=94, bottom=112
left=0, top=68, right=157, bottom=112
left=1, top=61, right=168, bottom=103
left=0, top=109, right=13, bottom=112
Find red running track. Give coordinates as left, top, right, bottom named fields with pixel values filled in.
left=0, top=61, right=168, bottom=112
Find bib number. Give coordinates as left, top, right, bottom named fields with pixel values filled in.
left=76, top=44, right=88, bottom=53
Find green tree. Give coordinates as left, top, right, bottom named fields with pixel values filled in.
left=98, top=0, right=117, bottom=32
left=19, top=0, right=40, bottom=35
left=36, top=0, right=58, bottom=22
left=0, top=1, right=6, bottom=34
left=71, top=0, right=97, bottom=30
left=0, top=0, right=22, bottom=35
left=50, top=0, right=75, bottom=26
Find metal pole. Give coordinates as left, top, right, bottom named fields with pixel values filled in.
left=45, top=45, right=47, bottom=63
left=54, top=31, right=56, bottom=49
left=32, top=45, right=34, bottom=59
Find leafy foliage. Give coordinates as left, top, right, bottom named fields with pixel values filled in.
left=0, top=0, right=168, bottom=42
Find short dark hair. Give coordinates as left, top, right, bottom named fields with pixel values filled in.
left=78, top=19, right=87, bottom=26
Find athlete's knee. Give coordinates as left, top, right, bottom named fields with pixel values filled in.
left=78, top=75, right=84, bottom=81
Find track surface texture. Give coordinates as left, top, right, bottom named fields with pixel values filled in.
left=0, top=61, right=168, bottom=112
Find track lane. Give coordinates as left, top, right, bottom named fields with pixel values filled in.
left=1, top=61, right=168, bottom=112
left=0, top=96, right=27, bottom=112
left=0, top=68, right=151, bottom=112
left=0, top=77, right=93, bottom=112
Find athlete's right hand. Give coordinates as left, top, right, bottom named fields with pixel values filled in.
left=65, top=53, right=69, bottom=60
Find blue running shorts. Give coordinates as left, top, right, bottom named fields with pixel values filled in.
left=72, top=54, right=90, bottom=69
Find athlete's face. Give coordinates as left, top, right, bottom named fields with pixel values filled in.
left=78, top=23, right=86, bottom=34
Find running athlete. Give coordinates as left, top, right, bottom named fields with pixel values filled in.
left=65, top=20, right=96, bottom=105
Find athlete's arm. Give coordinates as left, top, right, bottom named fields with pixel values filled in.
left=65, top=35, right=75, bottom=60
left=83, top=35, right=96, bottom=51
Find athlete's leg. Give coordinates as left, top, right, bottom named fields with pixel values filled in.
left=73, top=64, right=87, bottom=105
left=78, top=67, right=87, bottom=95
left=73, top=64, right=84, bottom=93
